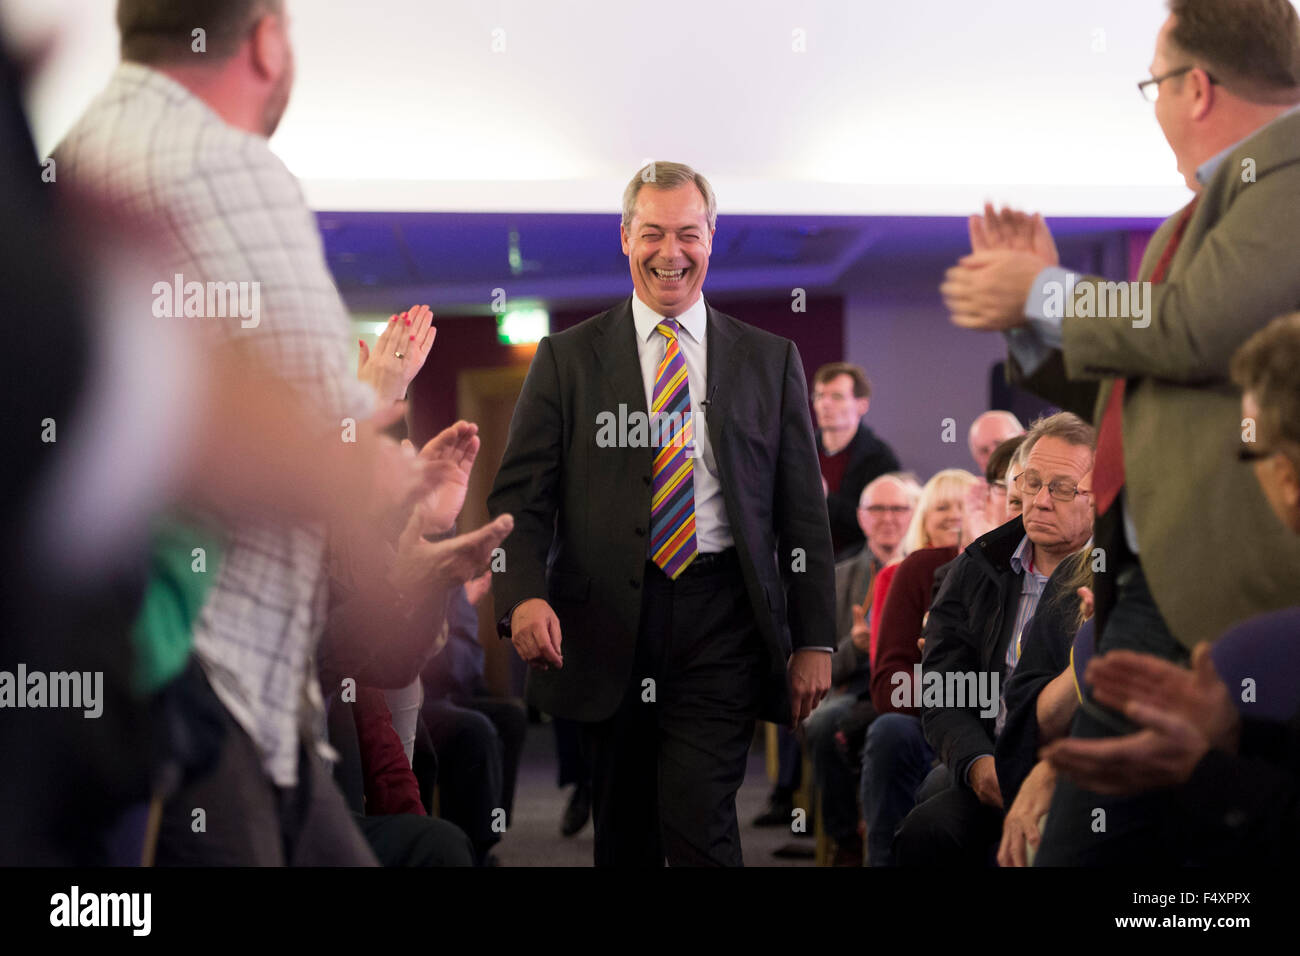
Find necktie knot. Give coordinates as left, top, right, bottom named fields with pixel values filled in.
left=656, top=319, right=679, bottom=341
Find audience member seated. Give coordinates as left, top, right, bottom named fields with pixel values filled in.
left=805, top=472, right=920, bottom=865
left=968, top=411, right=1025, bottom=475
left=858, top=468, right=980, bottom=865
left=813, top=362, right=903, bottom=560
left=995, top=552, right=1093, bottom=866
left=894, top=412, right=1094, bottom=866
left=420, top=578, right=528, bottom=865
left=1043, top=312, right=1300, bottom=864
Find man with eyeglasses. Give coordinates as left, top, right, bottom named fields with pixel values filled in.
left=892, top=413, right=1095, bottom=866
left=1043, top=312, right=1300, bottom=864
left=939, top=0, right=1300, bottom=865
left=799, top=473, right=920, bottom=864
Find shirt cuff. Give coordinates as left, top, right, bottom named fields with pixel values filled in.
left=1023, top=266, right=1069, bottom=348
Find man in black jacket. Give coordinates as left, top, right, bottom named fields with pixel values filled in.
left=812, top=363, right=902, bottom=559
left=893, top=412, right=1094, bottom=865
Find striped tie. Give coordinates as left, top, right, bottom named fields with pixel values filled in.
left=649, top=319, right=698, bottom=578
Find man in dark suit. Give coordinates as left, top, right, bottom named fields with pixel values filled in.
left=487, top=161, right=835, bottom=866
left=939, top=0, right=1300, bottom=864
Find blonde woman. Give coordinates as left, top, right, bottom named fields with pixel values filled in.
left=867, top=469, right=981, bottom=667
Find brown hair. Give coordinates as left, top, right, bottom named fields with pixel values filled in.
left=622, top=162, right=717, bottom=231
left=986, top=434, right=1028, bottom=484
left=1020, top=411, right=1096, bottom=460
left=1167, top=0, right=1300, bottom=103
left=813, top=362, right=872, bottom=401
left=118, top=0, right=284, bottom=64
left=1231, top=311, right=1300, bottom=463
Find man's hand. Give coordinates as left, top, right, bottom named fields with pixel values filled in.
left=407, top=420, right=480, bottom=536
left=1085, top=643, right=1240, bottom=753
left=997, top=760, right=1055, bottom=867
left=849, top=600, right=871, bottom=654
left=789, top=648, right=831, bottom=727
left=511, top=598, right=564, bottom=671
left=358, top=304, right=437, bottom=405
left=1041, top=701, right=1211, bottom=795
left=389, top=511, right=513, bottom=600
left=959, top=479, right=993, bottom=549
left=1077, top=586, right=1095, bottom=621
left=358, top=402, right=443, bottom=528
left=464, top=570, right=492, bottom=607
left=969, top=203, right=1060, bottom=264
left=968, top=755, right=1004, bottom=809
left=942, top=250, right=1046, bottom=332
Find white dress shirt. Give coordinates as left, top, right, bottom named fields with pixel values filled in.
left=629, top=292, right=733, bottom=554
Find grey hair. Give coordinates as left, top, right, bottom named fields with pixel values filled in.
left=622, top=161, right=717, bottom=231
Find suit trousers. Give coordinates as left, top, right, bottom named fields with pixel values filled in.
left=1035, top=530, right=1190, bottom=866
left=582, top=551, right=768, bottom=866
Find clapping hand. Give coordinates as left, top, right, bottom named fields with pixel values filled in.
left=969, top=202, right=1059, bottom=263
left=405, top=420, right=480, bottom=536
left=942, top=203, right=1059, bottom=332
left=358, top=304, right=437, bottom=405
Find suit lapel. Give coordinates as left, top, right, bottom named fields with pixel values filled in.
left=703, top=302, right=749, bottom=454
left=593, top=297, right=649, bottom=419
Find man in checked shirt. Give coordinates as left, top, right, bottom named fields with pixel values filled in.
left=52, top=0, right=508, bottom=864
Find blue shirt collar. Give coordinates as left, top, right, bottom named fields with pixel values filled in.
left=1009, top=534, right=1046, bottom=581
left=1197, top=101, right=1300, bottom=184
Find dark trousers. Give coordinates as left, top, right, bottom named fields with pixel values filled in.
left=554, top=716, right=590, bottom=789
left=583, top=552, right=768, bottom=867
left=1036, top=529, right=1190, bottom=866
left=861, top=712, right=935, bottom=865
left=805, top=692, right=857, bottom=842
left=354, top=813, right=474, bottom=866
left=892, top=767, right=1002, bottom=867
left=155, top=671, right=377, bottom=866
left=421, top=698, right=504, bottom=861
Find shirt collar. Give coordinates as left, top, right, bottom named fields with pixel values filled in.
left=631, top=292, right=707, bottom=345
left=1196, top=101, right=1300, bottom=184
left=1009, top=535, right=1045, bottom=580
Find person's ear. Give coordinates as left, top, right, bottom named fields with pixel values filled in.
left=1280, top=453, right=1300, bottom=531
left=1189, top=66, right=1215, bottom=122
left=620, top=223, right=631, bottom=256
left=249, top=13, right=289, bottom=82
left=856, top=397, right=870, bottom=419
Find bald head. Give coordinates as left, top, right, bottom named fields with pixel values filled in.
left=969, top=411, right=1025, bottom=474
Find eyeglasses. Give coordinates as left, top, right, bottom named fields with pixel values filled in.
left=859, top=505, right=912, bottom=516
left=1137, top=65, right=1217, bottom=102
left=1012, top=471, right=1092, bottom=503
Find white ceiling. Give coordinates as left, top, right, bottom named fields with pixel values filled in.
left=11, top=0, right=1274, bottom=215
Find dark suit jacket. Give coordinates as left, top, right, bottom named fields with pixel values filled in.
left=1008, top=109, right=1300, bottom=650
left=920, top=516, right=1026, bottom=784
left=487, top=297, right=837, bottom=725
left=820, top=422, right=901, bottom=559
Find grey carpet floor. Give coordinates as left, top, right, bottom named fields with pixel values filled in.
left=489, top=721, right=817, bottom=867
